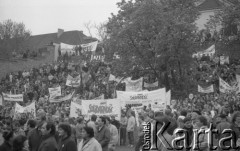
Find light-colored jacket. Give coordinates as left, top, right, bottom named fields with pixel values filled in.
left=127, top=116, right=135, bottom=132
left=78, top=138, right=102, bottom=151
left=108, top=124, right=118, bottom=145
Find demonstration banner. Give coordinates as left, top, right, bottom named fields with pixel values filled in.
left=2, top=93, right=23, bottom=102
left=219, top=78, right=234, bottom=93
left=125, top=77, right=143, bottom=92
left=109, top=74, right=123, bottom=83
left=81, top=41, right=98, bottom=52
left=198, top=85, right=214, bottom=93
left=144, top=81, right=158, bottom=88
left=0, top=95, right=2, bottom=106
left=117, top=88, right=166, bottom=111
left=48, top=86, right=61, bottom=98
left=49, top=92, right=74, bottom=103
left=91, top=54, right=105, bottom=62
left=70, top=101, right=82, bottom=118
left=166, top=90, right=171, bottom=106
left=81, top=99, right=121, bottom=120
left=220, top=56, right=229, bottom=65
left=66, top=75, right=81, bottom=87
left=192, top=45, right=215, bottom=58
left=14, top=102, right=36, bottom=119
left=237, top=75, right=240, bottom=94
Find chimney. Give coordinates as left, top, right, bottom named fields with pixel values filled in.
left=57, top=28, right=64, bottom=38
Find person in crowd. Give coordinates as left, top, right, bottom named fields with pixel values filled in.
left=87, top=114, right=97, bottom=136
left=110, top=116, right=120, bottom=130
left=76, top=117, right=85, bottom=144
left=26, top=120, right=36, bottom=138
left=12, top=135, right=29, bottom=151
left=230, top=111, right=240, bottom=140
left=78, top=126, right=102, bottom=151
left=194, top=116, right=209, bottom=151
left=38, top=121, right=58, bottom=151
left=105, top=116, right=118, bottom=151
left=58, top=123, right=78, bottom=151
left=0, top=130, right=14, bottom=151
left=135, top=114, right=145, bottom=151
left=126, top=111, right=135, bottom=147
left=120, top=112, right=127, bottom=146
left=28, top=121, right=44, bottom=151
left=182, top=117, right=193, bottom=148
left=95, top=116, right=110, bottom=151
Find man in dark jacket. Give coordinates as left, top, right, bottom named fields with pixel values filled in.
left=57, top=123, right=77, bottom=151
left=95, top=116, right=110, bottom=151
left=28, top=121, right=44, bottom=151
left=38, top=121, right=58, bottom=151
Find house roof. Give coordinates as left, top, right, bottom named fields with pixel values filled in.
left=197, top=0, right=225, bottom=11
left=24, top=30, right=97, bottom=50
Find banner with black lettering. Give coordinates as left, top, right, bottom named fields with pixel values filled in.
left=117, top=88, right=166, bottom=111
left=166, top=90, right=171, bottom=106
left=48, top=86, right=61, bottom=99
left=70, top=101, right=82, bottom=118
left=198, top=85, right=214, bottom=93
left=14, top=102, right=36, bottom=119
left=0, top=95, right=2, bottom=106
left=81, top=99, right=121, bottom=120
left=192, top=45, right=215, bottom=58
left=2, top=93, right=23, bottom=102
left=91, top=54, right=105, bottom=62
left=143, top=81, right=158, bottom=88
left=81, top=41, right=98, bottom=52
left=66, top=75, right=81, bottom=87
left=49, top=92, right=74, bottom=103
left=219, top=78, right=234, bottom=93
left=125, top=77, right=143, bottom=92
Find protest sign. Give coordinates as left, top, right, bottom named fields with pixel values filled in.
left=48, top=86, right=61, bottom=98
left=0, top=95, right=2, bottom=106
left=117, top=88, right=166, bottom=111
left=219, top=78, right=234, bottom=93
left=14, top=102, right=36, bottom=119
left=143, top=81, right=158, bottom=88
left=49, top=92, right=74, bottom=103
left=198, top=85, right=214, bottom=93
left=192, top=45, right=215, bottom=58
left=70, top=101, right=82, bottom=118
left=91, top=54, right=105, bottom=62
left=81, top=99, right=121, bottom=120
left=2, top=93, right=23, bottom=102
left=81, top=41, right=98, bottom=52
left=125, top=77, right=143, bottom=92
left=66, top=75, right=81, bottom=87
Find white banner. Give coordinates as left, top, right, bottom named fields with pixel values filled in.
left=125, top=77, right=143, bottom=92
left=48, top=86, right=61, bottom=98
left=198, top=85, right=214, bottom=93
left=70, top=101, right=82, bottom=118
left=49, top=92, right=74, bottom=103
left=66, top=75, right=81, bottom=87
left=134, top=108, right=139, bottom=127
left=237, top=75, right=240, bottom=94
left=14, top=102, right=36, bottom=119
left=117, top=88, right=166, bottom=112
left=220, top=56, right=229, bottom=65
left=166, top=90, right=171, bottom=106
left=81, top=99, right=121, bottom=120
left=144, top=81, right=158, bottom=88
left=192, top=45, right=215, bottom=58
left=60, top=43, right=75, bottom=54
left=91, top=54, right=105, bottom=62
left=0, top=95, right=2, bottom=106
left=219, top=78, right=233, bottom=93
left=2, top=93, right=23, bottom=102
left=81, top=41, right=98, bottom=52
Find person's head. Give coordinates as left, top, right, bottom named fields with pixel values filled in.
left=27, top=120, right=36, bottom=130
left=195, top=116, right=208, bottom=129
left=232, top=111, right=240, bottom=125
left=219, top=114, right=227, bottom=122
left=165, top=109, right=172, bottom=117
left=105, top=116, right=111, bottom=125
left=97, top=116, right=106, bottom=127
left=2, top=130, right=14, bottom=142
left=180, top=110, right=187, bottom=117
left=155, top=116, right=177, bottom=135
left=91, top=114, right=97, bottom=122
left=13, top=135, right=28, bottom=151
left=77, top=117, right=84, bottom=124
left=82, top=127, right=94, bottom=140
left=138, top=115, right=144, bottom=123
left=41, top=122, right=56, bottom=136
left=183, top=117, right=192, bottom=129
left=58, top=123, right=72, bottom=138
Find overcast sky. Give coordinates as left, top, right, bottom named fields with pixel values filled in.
left=0, top=0, right=120, bottom=37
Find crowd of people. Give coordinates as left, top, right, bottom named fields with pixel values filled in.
left=0, top=45, right=240, bottom=151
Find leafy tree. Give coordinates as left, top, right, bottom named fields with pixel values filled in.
left=104, top=0, right=199, bottom=96
left=0, top=19, right=31, bottom=58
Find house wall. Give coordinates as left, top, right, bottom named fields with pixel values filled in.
left=196, top=10, right=215, bottom=30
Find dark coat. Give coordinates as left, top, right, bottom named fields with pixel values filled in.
left=38, top=135, right=58, bottom=151
left=0, top=141, right=12, bottom=151
left=28, top=128, right=42, bottom=151
left=58, top=136, right=78, bottom=151
left=95, top=125, right=110, bottom=151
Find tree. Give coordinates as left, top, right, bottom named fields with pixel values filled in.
left=0, top=19, right=31, bottom=58
left=104, top=0, right=199, bottom=96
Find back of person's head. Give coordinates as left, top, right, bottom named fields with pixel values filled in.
left=46, top=122, right=56, bottom=135
left=99, top=116, right=106, bottom=124
left=77, top=117, right=84, bottom=124
left=2, top=130, right=14, bottom=141
left=83, top=126, right=94, bottom=138
left=13, top=135, right=27, bottom=151
left=58, top=123, right=72, bottom=137
left=197, top=116, right=208, bottom=126
left=91, top=114, right=97, bottom=122
left=27, top=120, right=36, bottom=129
left=180, top=110, right=187, bottom=117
